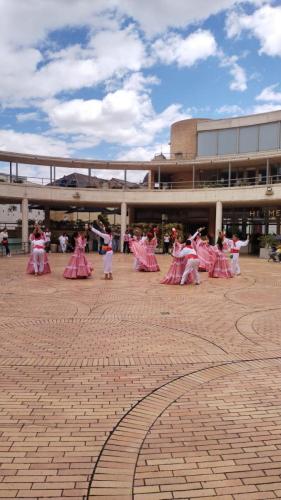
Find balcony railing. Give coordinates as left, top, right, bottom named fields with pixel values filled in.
left=1, top=175, right=281, bottom=190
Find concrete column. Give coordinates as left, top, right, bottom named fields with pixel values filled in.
left=228, top=162, right=231, bottom=187
left=21, top=198, right=29, bottom=253
left=266, top=158, right=270, bottom=184
left=120, top=201, right=127, bottom=251
left=124, top=170, right=127, bottom=190
left=88, top=168, right=91, bottom=186
left=148, top=170, right=152, bottom=189
left=158, top=166, right=161, bottom=189
left=9, top=162, right=13, bottom=183
left=192, top=164, right=195, bottom=188
left=215, top=201, right=223, bottom=241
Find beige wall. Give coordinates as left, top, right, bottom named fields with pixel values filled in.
left=170, top=118, right=210, bottom=159
left=197, top=109, right=281, bottom=132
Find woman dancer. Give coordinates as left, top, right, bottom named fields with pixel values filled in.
left=129, top=230, right=143, bottom=271
left=208, top=234, right=233, bottom=278
left=63, top=232, right=92, bottom=279
left=30, top=230, right=48, bottom=276
left=90, top=225, right=113, bottom=279
left=194, top=234, right=214, bottom=272
left=26, top=226, right=51, bottom=275
left=161, top=239, right=192, bottom=284
left=161, top=228, right=202, bottom=285
left=130, top=231, right=160, bottom=272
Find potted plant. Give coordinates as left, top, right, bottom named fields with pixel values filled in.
left=259, top=234, right=277, bottom=259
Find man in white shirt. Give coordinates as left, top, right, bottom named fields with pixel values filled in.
left=223, top=233, right=249, bottom=275
left=179, top=240, right=200, bottom=285
left=59, top=233, right=68, bottom=253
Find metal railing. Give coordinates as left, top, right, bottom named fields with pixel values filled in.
left=155, top=175, right=281, bottom=190
left=1, top=175, right=281, bottom=190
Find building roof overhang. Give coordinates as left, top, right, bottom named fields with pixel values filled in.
left=0, top=148, right=281, bottom=175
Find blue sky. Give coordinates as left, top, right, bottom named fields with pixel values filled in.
left=0, top=0, right=281, bottom=182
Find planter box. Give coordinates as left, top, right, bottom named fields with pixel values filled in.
left=259, top=247, right=269, bottom=259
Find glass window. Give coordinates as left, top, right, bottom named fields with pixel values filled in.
left=259, top=122, right=279, bottom=151
left=218, top=128, right=237, bottom=155
left=239, top=126, right=258, bottom=153
left=197, top=131, right=217, bottom=156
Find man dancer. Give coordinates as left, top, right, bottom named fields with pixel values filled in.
left=223, top=233, right=249, bottom=275
left=179, top=239, right=200, bottom=285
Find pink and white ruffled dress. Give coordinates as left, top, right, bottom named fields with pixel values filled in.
left=63, top=237, right=92, bottom=279
left=208, top=245, right=233, bottom=279
left=194, top=237, right=214, bottom=271
left=130, top=237, right=160, bottom=272
left=161, top=242, right=193, bottom=285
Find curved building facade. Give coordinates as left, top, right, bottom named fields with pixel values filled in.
left=170, top=110, right=281, bottom=158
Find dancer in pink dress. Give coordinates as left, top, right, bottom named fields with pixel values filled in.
left=26, top=226, right=51, bottom=274
left=208, top=235, right=233, bottom=279
left=161, top=240, right=192, bottom=284
left=194, top=235, right=214, bottom=271
left=130, top=232, right=160, bottom=272
left=129, top=231, right=143, bottom=271
left=63, top=232, right=92, bottom=279
left=161, top=228, right=204, bottom=285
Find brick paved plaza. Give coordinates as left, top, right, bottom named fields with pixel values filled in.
left=1, top=253, right=281, bottom=499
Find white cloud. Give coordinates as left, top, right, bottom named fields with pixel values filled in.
left=16, top=112, right=42, bottom=123
left=219, top=53, right=247, bottom=91
left=117, top=0, right=264, bottom=35
left=256, top=84, right=281, bottom=103
left=43, top=73, right=187, bottom=148
left=0, top=0, right=264, bottom=48
left=226, top=4, right=281, bottom=56
left=153, top=30, right=217, bottom=67
left=216, top=104, right=244, bottom=114
left=0, top=129, right=70, bottom=157
left=252, top=103, right=281, bottom=114
left=0, top=24, right=147, bottom=106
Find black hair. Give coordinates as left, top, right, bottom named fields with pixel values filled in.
left=185, top=239, right=191, bottom=245
left=216, top=236, right=224, bottom=251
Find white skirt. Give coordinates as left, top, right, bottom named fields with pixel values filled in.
left=103, top=250, right=113, bottom=273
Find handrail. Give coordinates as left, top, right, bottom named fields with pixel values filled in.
left=1, top=175, right=281, bottom=190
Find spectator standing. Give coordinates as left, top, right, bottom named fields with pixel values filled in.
left=112, top=230, right=120, bottom=252
left=59, top=232, right=68, bottom=253
left=123, top=229, right=131, bottom=253
left=163, top=233, right=170, bottom=254
left=45, top=228, right=51, bottom=253
left=0, top=227, right=11, bottom=257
